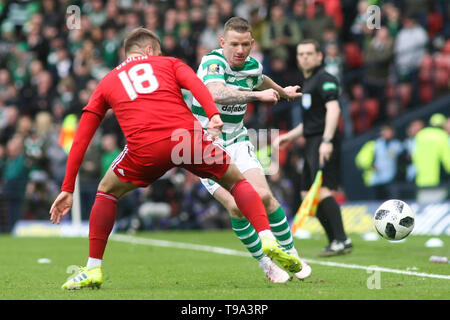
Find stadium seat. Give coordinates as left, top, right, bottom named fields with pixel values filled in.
left=434, top=69, right=449, bottom=89
left=365, top=98, right=379, bottom=121
left=419, top=54, right=433, bottom=83
left=419, top=84, right=434, bottom=102
left=344, top=43, right=363, bottom=68
left=427, top=12, right=443, bottom=38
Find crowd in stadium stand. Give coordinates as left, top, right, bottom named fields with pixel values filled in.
left=0, top=0, right=449, bottom=233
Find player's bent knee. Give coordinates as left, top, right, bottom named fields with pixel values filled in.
left=217, top=163, right=244, bottom=191
left=258, top=190, right=273, bottom=207
left=98, top=168, right=137, bottom=198
left=227, top=205, right=244, bottom=219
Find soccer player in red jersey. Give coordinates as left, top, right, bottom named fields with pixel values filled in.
left=50, top=28, right=300, bottom=289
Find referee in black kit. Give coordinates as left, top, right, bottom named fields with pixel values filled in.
left=273, top=39, right=352, bottom=256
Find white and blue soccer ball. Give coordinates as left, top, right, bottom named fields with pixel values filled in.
left=374, top=199, right=415, bottom=241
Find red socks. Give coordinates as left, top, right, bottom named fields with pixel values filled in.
left=88, top=191, right=118, bottom=259
left=88, top=180, right=269, bottom=259
left=230, top=179, right=270, bottom=233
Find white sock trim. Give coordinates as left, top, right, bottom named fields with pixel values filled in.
left=258, top=230, right=275, bottom=240
left=86, top=257, right=102, bottom=269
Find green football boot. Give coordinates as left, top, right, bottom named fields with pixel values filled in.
left=261, top=237, right=302, bottom=273
left=61, top=266, right=103, bottom=290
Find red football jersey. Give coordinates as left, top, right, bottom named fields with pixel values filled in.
left=83, top=55, right=218, bottom=148
left=61, top=55, right=220, bottom=192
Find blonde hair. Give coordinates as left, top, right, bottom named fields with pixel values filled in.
left=224, top=17, right=252, bottom=35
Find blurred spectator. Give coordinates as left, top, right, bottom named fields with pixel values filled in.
left=0, top=68, right=17, bottom=105
left=0, top=0, right=40, bottom=40
left=394, top=14, right=428, bottom=107
left=1, top=134, right=29, bottom=232
left=323, top=41, right=343, bottom=82
left=163, top=8, right=178, bottom=36
left=144, top=9, right=162, bottom=38
left=399, top=119, right=425, bottom=183
left=363, top=26, right=394, bottom=121
left=249, top=7, right=266, bottom=46
left=162, top=33, right=185, bottom=59
left=28, top=71, right=56, bottom=117
left=86, top=0, right=107, bottom=28
left=266, top=48, right=297, bottom=129
left=403, top=0, right=429, bottom=28
left=261, top=4, right=301, bottom=66
left=41, top=0, right=61, bottom=27
left=292, top=0, right=307, bottom=31
left=0, top=106, right=20, bottom=145
left=79, top=133, right=102, bottom=220
left=101, top=26, right=120, bottom=69
left=350, top=0, right=371, bottom=48
left=355, top=124, right=403, bottom=200
left=413, top=113, right=450, bottom=187
left=218, top=0, right=234, bottom=24
left=349, top=84, right=379, bottom=133
left=189, top=6, right=205, bottom=42
left=302, top=1, right=335, bottom=44
left=100, top=133, right=121, bottom=178
left=383, top=3, right=402, bottom=39
left=234, top=0, right=265, bottom=22
left=198, top=5, right=223, bottom=51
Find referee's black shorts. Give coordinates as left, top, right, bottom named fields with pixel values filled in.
left=301, top=133, right=341, bottom=191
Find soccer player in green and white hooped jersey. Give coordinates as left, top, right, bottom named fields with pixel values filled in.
left=190, top=17, right=312, bottom=282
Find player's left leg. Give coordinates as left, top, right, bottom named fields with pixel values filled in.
left=210, top=186, right=290, bottom=283
left=243, top=168, right=295, bottom=250
left=62, top=167, right=138, bottom=290
left=214, top=163, right=302, bottom=275
left=243, top=168, right=311, bottom=279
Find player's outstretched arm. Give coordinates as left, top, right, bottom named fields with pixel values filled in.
left=207, top=81, right=280, bottom=105
left=257, top=75, right=302, bottom=102
left=60, top=111, right=102, bottom=193
left=174, top=60, right=220, bottom=119
left=50, top=111, right=102, bottom=224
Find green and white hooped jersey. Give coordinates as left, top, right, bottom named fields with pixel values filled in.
left=191, top=48, right=264, bottom=147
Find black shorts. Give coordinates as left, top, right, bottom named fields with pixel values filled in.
left=301, top=134, right=341, bottom=191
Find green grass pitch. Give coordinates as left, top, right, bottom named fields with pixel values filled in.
left=0, top=231, right=449, bottom=300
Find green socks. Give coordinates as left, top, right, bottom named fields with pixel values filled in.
left=268, top=206, right=295, bottom=250
left=231, top=217, right=264, bottom=260
left=231, top=205, right=295, bottom=260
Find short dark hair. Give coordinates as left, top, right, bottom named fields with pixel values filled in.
left=123, top=27, right=161, bottom=55
left=297, top=39, right=321, bottom=52
left=224, top=17, right=252, bottom=35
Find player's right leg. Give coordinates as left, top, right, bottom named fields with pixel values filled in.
left=212, top=187, right=290, bottom=283
left=183, top=133, right=291, bottom=282
left=215, top=164, right=304, bottom=279
left=62, top=167, right=138, bottom=290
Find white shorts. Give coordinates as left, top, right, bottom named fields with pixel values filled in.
left=200, top=140, right=263, bottom=195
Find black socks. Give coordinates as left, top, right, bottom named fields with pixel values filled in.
left=316, top=196, right=347, bottom=243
